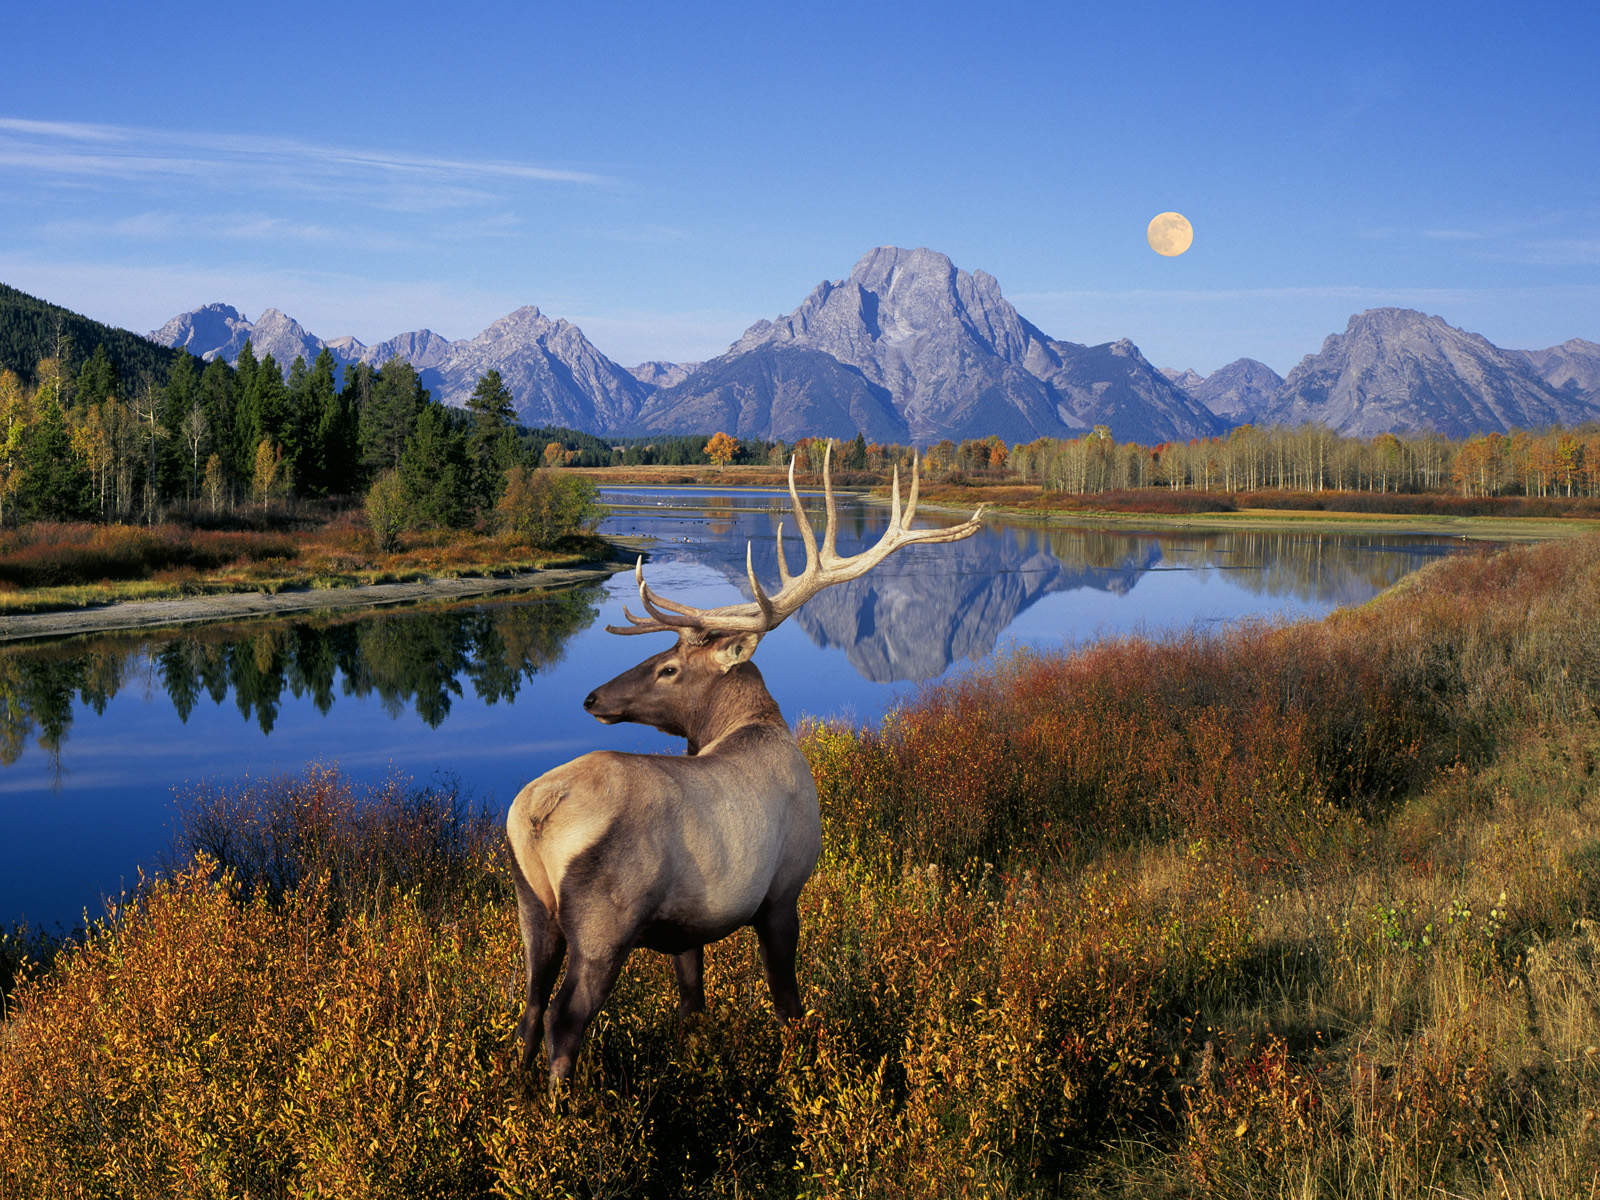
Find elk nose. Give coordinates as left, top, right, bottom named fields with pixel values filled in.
left=583, top=691, right=598, bottom=711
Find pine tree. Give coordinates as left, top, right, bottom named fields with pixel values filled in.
left=397, top=403, right=468, bottom=527
left=359, top=360, right=426, bottom=475
left=466, top=369, right=517, bottom=508
left=17, top=395, right=92, bottom=520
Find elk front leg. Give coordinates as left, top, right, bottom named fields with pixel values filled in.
left=754, top=899, right=804, bottom=1021
left=672, top=946, right=706, bottom=1015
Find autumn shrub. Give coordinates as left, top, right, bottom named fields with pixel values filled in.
left=805, top=534, right=1600, bottom=879
left=494, top=465, right=606, bottom=548
left=176, top=766, right=502, bottom=921
left=363, top=469, right=409, bottom=552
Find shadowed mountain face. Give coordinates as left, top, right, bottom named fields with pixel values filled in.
left=630, top=345, right=910, bottom=443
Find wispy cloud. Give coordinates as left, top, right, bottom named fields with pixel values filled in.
left=0, top=115, right=612, bottom=209
left=38, top=209, right=409, bottom=252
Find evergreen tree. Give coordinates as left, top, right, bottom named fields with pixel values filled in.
left=397, top=403, right=468, bottom=528
left=465, top=369, right=518, bottom=507
left=74, top=344, right=118, bottom=410
left=252, top=353, right=291, bottom=469
left=17, top=396, right=92, bottom=520
left=198, top=359, right=238, bottom=498
left=359, top=360, right=426, bottom=475
left=159, top=352, right=199, bottom=499
left=845, top=431, right=868, bottom=470
left=303, top=349, right=351, bottom=496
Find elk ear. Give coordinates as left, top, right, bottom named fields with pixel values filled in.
left=710, top=631, right=761, bottom=673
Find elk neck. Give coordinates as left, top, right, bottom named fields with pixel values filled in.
left=683, top=661, right=787, bottom=756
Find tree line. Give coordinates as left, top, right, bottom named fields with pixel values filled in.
left=821, top=425, right=1600, bottom=499
left=0, top=342, right=610, bottom=541
left=6, top=324, right=1599, bottom=533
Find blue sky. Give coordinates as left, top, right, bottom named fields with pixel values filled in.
left=2, top=0, right=1596, bottom=375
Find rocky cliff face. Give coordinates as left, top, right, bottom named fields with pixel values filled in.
left=628, top=360, right=698, bottom=389
left=1262, top=308, right=1591, bottom=437
left=150, top=303, right=259, bottom=363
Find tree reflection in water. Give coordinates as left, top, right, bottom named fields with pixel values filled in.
left=0, top=586, right=601, bottom=767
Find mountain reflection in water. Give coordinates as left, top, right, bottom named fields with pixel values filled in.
left=603, top=489, right=1469, bottom=682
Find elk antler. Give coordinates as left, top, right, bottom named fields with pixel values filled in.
left=607, top=441, right=985, bottom=638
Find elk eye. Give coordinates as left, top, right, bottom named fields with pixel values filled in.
left=658, top=665, right=678, bottom=678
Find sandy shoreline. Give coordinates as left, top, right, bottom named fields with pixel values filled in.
left=0, top=560, right=633, bottom=644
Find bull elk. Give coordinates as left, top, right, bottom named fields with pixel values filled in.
left=506, top=445, right=983, bottom=1087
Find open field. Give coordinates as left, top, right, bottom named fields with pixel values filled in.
left=3, top=532, right=1598, bottom=1196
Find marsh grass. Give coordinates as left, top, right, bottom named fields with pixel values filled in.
left=2, top=536, right=1599, bottom=1197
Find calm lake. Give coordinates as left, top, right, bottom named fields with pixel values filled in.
left=2, top=488, right=1475, bottom=931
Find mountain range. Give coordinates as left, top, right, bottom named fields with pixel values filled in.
left=148, top=247, right=1600, bottom=443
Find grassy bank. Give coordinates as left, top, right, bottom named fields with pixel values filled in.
left=2, top=535, right=1599, bottom=1196
left=0, top=519, right=612, bottom=615
left=913, top=482, right=1600, bottom=541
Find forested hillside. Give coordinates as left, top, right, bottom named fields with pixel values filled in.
left=0, top=283, right=184, bottom=389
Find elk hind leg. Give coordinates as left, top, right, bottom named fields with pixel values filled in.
left=754, top=899, right=804, bottom=1021
left=545, top=943, right=628, bottom=1087
left=510, top=856, right=565, bottom=1076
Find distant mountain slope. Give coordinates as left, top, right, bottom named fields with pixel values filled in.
left=636, top=246, right=1220, bottom=443
left=151, top=303, right=646, bottom=430
left=628, top=360, right=698, bottom=389
left=1517, top=337, right=1600, bottom=401
left=1035, top=337, right=1225, bottom=444
left=1186, top=358, right=1284, bottom=423
left=426, top=306, right=649, bottom=431
left=2, top=281, right=186, bottom=387
left=147, top=276, right=1600, bottom=444
left=1262, top=309, right=1596, bottom=437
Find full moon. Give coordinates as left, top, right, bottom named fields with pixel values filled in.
left=1147, top=211, right=1194, bottom=257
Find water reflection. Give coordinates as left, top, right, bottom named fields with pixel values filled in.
left=604, top=490, right=1469, bottom=681
left=0, top=588, right=601, bottom=774
left=3, top=489, right=1480, bottom=931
